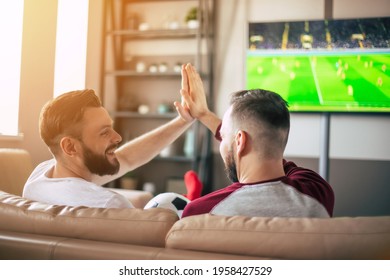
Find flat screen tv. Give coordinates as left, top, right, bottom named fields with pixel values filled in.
left=246, top=17, right=390, bottom=113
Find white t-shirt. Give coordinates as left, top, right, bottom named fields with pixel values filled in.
left=23, top=159, right=134, bottom=208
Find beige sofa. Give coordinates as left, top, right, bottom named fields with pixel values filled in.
left=0, top=148, right=389, bottom=259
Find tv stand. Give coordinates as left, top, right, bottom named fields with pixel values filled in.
left=319, top=112, right=330, bottom=181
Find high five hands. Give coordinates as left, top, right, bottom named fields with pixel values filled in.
left=174, top=63, right=210, bottom=123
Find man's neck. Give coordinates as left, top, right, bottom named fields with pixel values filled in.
left=50, top=159, right=92, bottom=181
left=237, top=156, right=285, bottom=184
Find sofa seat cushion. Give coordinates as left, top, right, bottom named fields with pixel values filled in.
left=0, top=191, right=178, bottom=247
left=166, top=214, right=390, bottom=259
left=0, top=230, right=264, bottom=260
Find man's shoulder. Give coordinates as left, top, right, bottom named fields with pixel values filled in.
left=24, top=159, right=55, bottom=187
left=29, top=159, right=55, bottom=178
left=181, top=183, right=240, bottom=218
left=201, top=183, right=242, bottom=199
left=24, top=158, right=98, bottom=197
left=23, top=167, right=132, bottom=208
left=212, top=181, right=330, bottom=218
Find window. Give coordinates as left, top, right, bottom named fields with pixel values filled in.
left=0, top=0, right=24, bottom=136
left=53, top=0, right=89, bottom=97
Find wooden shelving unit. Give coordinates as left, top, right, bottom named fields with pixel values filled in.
left=101, top=0, right=214, bottom=194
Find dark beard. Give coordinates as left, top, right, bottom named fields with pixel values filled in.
left=81, top=143, right=120, bottom=176
left=224, top=149, right=239, bottom=183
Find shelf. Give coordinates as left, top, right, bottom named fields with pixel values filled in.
left=111, top=111, right=177, bottom=119
left=106, top=70, right=181, bottom=77
left=155, top=155, right=195, bottom=162
left=106, top=70, right=209, bottom=79
left=124, top=0, right=195, bottom=4
left=108, top=28, right=198, bottom=39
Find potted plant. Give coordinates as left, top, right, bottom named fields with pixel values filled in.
left=185, top=7, right=199, bottom=29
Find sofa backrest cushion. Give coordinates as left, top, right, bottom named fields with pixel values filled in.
left=0, top=149, right=33, bottom=196
left=166, top=214, right=390, bottom=259
left=0, top=191, right=178, bottom=247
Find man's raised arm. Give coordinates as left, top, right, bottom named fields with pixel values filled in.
left=180, top=63, right=221, bottom=135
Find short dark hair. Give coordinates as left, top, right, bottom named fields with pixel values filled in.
left=230, top=89, right=290, bottom=157
left=39, top=89, right=102, bottom=154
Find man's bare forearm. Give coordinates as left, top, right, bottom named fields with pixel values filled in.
left=93, top=116, right=193, bottom=185
left=199, top=110, right=221, bottom=136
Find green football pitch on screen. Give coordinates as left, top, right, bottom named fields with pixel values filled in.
left=246, top=51, right=390, bottom=112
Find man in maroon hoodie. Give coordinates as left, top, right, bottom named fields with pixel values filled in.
left=178, top=64, right=334, bottom=218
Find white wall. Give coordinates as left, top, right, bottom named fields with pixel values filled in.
left=333, top=0, right=390, bottom=19
left=214, top=0, right=390, bottom=161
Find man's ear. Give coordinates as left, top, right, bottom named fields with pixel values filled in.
left=235, top=130, right=247, bottom=157
left=59, top=137, right=78, bottom=156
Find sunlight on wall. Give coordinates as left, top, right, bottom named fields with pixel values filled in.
left=0, top=0, right=24, bottom=136
left=53, top=0, right=89, bottom=97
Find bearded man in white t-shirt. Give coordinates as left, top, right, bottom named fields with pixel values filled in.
left=23, top=82, right=194, bottom=209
